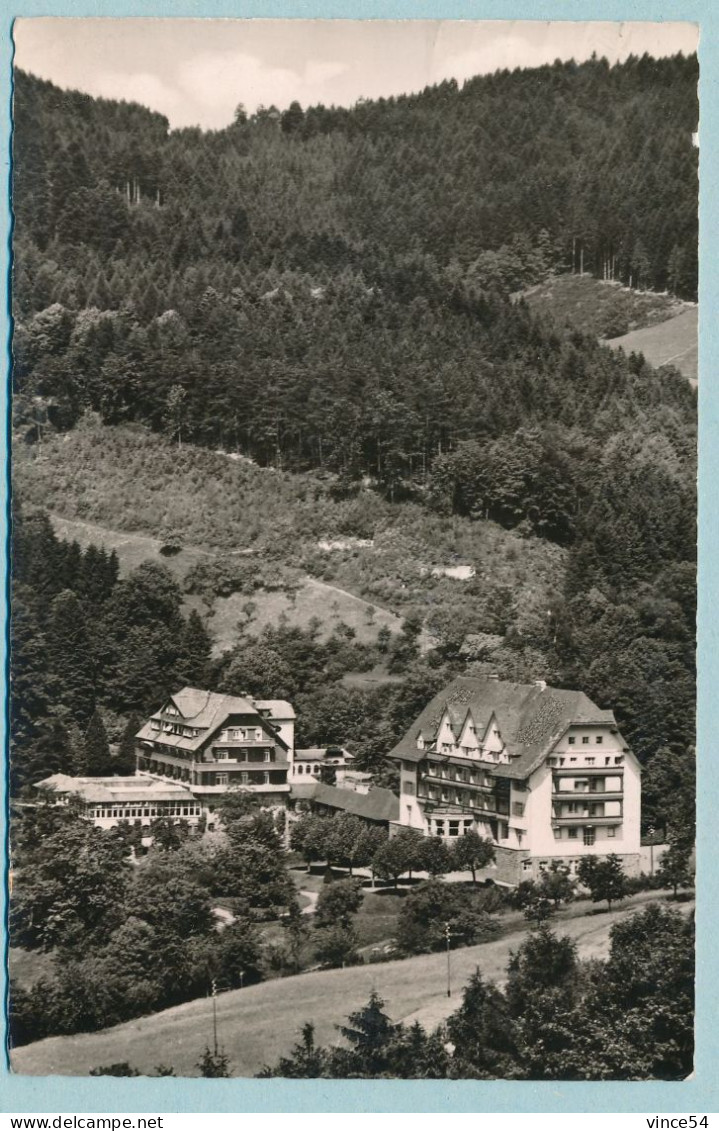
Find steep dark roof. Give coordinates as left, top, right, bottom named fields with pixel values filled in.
left=254, top=699, right=296, bottom=720
left=136, top=687, right=290, bottom=751
left=389, top=676, right=616, bottom=780
left=291, top=782, right=399, bottom=822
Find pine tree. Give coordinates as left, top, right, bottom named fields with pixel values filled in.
left=46, top=590, right=96, bottom=727
left=115, top=713, right=141, bottom=775
left=81, top=710, right=112, bottom=776
left=197, top=1047, right=231, bottom=1077
left=180, top=609, right=212, bottom=685
left=337, top=991, right=397, bottom=1075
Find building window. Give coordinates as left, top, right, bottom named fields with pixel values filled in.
left=522, top=860, right=532, bottom=871
left=553, top=828, right=561, bottom=839
left=586, top=758, right=595, bottom=766
left=568, top=737, right=575, bottom=745
left=512, top=802, right=524, bottom=817
left=448, top=820, right=460, bottom=837
left=583, top=827, right=596, bottom=846
left=568, top=828, right=578, bottom=839
left=216, top=773, right=229, bottom=786
left=596, top=736, right=603, bottom=744
left=402, top=780, right=415, bottom=796
left=607, top=827, right=616, bottom=838
left=582, top=736, right=589, bottom=744
left=435, top=821, right=445, bottom=837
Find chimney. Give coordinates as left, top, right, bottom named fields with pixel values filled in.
left=488, top=674, right=499, bottom=681
left=535, top=679, right=547, bottom=691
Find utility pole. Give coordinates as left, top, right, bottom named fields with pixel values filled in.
left=445, top=921, right=452, bottom=997
left=211, top=978, right=218, bottom=1057
left=647, top=826, right=656, bottom=876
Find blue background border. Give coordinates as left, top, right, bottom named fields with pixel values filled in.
left=1, top=0, right=716, bottom=1113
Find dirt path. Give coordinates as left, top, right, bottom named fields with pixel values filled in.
left=300, top=889, right=319, bottom=915
left=304, top=578, right=435, bottom=652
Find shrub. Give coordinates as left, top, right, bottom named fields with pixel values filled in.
left=395, top=879, right=499, bottom=955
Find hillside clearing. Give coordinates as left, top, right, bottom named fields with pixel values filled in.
left=47, top=514, right=210, bottom=579
left=44, top=514, right=404, bottom=654
left=604, top=307, right=698, bottom=385
left=520, top=274, right=691, bottom=339
left=10, top=894, right=687, bottom=1078
left=207, top=577, right=404, bottom=654
left=17, top=424, right=566, bottom=655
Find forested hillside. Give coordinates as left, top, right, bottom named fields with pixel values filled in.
left=14, top=55, right=697, bottom=481
left=11, top=55, right=697, bottom=839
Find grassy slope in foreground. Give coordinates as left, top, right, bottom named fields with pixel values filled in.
left=10, top=893, right=684, bottom=1078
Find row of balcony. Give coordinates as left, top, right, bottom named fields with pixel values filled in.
left=421, top=772, right=495, bottom=793
left=138, top=757, right=288, bottom=789
left=139, top=742, right=287, bottom=768
left=419, top=792, right=510, bottom=817
left=552, top=814, right=623, bottom=826
left=552, top=766, right=624, bottom=778
left=552, top=789, right=623, bottom=801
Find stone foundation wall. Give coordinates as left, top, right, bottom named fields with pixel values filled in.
left=522, top=851, right=643, bottom=882
left=491, top=845, right=525, bottom=886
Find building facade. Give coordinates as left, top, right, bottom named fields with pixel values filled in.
left=290, top=746, right=356, bottom=783
left=35, top=773, right=203, bottom=831
left=388, top=675, right=641, bottom=884
left=135, top=687, right=295, bottom=807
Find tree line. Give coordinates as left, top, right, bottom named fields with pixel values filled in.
left=9, top=792, right=298, bottom=1045
left=10, top=507, right=213, bottom=792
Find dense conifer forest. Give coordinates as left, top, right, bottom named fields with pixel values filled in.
left=11, top=54, right=697, bottom=837
left=14, top=54, right=697, bottom=475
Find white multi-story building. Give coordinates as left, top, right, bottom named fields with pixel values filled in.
left=388, top=675, right=641, bottom=884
